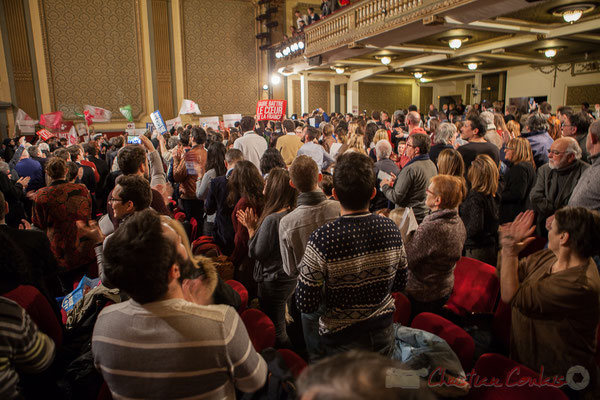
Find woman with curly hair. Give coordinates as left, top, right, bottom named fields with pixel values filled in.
left=227, top=161, right=265, bottom=293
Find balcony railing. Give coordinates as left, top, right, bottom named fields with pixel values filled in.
left=303, top=0, right=471, bottom=57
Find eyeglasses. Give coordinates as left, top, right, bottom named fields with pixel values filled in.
left=548, top=149, right=566, bottom=155
left=108, top=197, right=126, bottom=203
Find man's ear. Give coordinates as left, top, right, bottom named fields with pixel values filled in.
left=317, top=172, right=323, bottom=183
left=332, top=188, right=339, bottom=201
left=169, top=264, right=181, bottom=281
left=289, top=179, right=296, bottom=189
left=370, top=187, right=377, bottom=200
left=559, top=231, right=570, bottom=247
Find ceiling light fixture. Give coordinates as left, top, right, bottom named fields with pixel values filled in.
left=419, top=77, right=427, bottom=83
left=551, top=3, right=595, bottom=23
left=270, top=74, right=281, bottom=85
left=381, top=56, right=392, bottom=65
left=563, top=9, right=583, bottom=23
left=413, top=72, right=423, bottom=79
left=467, top=63, right=478, bottom=70
left=448, top=38, right=462, bottom=49
left=262, top=84, right=269, bottom=91
left=544, top=48, right=557, bottom=58
left=282, top=47, right=291, bottom=56
left=275, top=51, right=283, bottom=59
left=298, top=41, right=305, bottom=50
left=335, top=67, right=345, bottom=74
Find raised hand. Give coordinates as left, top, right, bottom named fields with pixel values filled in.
left=499, top=210, right=536, bottom=255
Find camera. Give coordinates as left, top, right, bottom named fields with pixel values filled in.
left=127, top=135, right=141, bottom=145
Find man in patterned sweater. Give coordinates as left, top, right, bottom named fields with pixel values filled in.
left=295, top=152, right=408, bottom=358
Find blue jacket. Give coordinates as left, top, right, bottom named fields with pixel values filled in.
left=521, top=129, right=553, bottom=169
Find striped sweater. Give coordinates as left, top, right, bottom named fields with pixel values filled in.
left=92, top=299, right=267, bottom=400
left=295, top=213, right=408, bottom=337
left=0, top=297, right=56, bottom=399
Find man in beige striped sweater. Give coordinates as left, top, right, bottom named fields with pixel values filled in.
left=92, top=209, right=267, bottom=399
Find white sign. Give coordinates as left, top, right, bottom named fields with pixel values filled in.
left=166, top=116, right=182, bottom=131
left=179, top=99, right=201, bottom=115
left=223, top=114, right=242, bottom=128
left=199, top=116, right=220, bottom=130
left=126, top=122, right=136, bottom=135
left=76, top=123, right=87, bottom=136
left=150, top=110, right=168, bottom=135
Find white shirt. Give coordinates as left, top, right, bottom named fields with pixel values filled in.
left=233, top=131, right=267, bottom=171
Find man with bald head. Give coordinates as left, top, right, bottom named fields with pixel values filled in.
left=530, top=136, right=588, bottom=234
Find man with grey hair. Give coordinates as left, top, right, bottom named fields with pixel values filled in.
left=569, top=120, right=600, bottom=211
left=371, top=140, right=400, bottom=211
left=429, top=123, right=456, bottom=165
left=530, top=137, right=588, bottom=234
left=480, top=111, right=503, bottom=149
left=521, top=112, right=554, bottom=168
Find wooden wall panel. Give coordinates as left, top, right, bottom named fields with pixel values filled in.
left=152, top=0, right=175, bottom=119
left=3, top=0, right=38, bottom=117
left=308, top=81, right=329, bottom=113
left=359, top=82, right=412, bottom=114
left=292, top=79, right=301, bottom=115
left=181, top=0, right=259, bottom=116
left=566, top=84, right=600, bottom=106
left=39, top=0, right=146, bottom=120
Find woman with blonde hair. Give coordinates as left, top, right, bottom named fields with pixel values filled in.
left=500, top=137, right=535, bottom=223
left=437, top=148, right=465, bottom=178
left=494, top=113, right=512, bottom=146
left=459, top=154, right=500, bottom=266
left=160, top=216, right=241, bottom=307
left=506, top=120, right=521, bottom=138
left=348, top=121, right=361, bottom=137
left=406, top=174, right=467, bottom=317
left=369, top=129, right=390, bottom=161
left=344, top=134, right=367, bottom=155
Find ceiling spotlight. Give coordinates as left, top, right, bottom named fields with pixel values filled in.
left=551, top=3, right=595, bottom=23
left=467, top=63, right=478, bottom=70
left=275, top=51, right=283, bottom=59
left=270, top=74, right=281, bottom=85
left=335, top=67, right=345, bottom=74
left=544, top=48, right=557, bottom=58
left=448, top=38, right=462, bottom=49
left=282, top=47, right=291, bottom=56
left=413, top=72, right=423, bottom=79
left=563, top=9, right=583, bottom=22
left=291, top=43, right=299, bottom=52
left=381, top=56, right=392, bottom=65
left=262, top=84, right=269, bottom=91
left=298, top=41, right=305, bottom=50
left=419, top=77, right=427, bottom=83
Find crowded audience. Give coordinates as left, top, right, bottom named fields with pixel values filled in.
left=1, top=98, right=600, bottom=400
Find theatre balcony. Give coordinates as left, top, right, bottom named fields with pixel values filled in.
left=274, top=0, right=600, bottom=82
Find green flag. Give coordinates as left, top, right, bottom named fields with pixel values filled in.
left=120, top=105, right=133, bottom=122
left=74, top=111, right=84, bottom=118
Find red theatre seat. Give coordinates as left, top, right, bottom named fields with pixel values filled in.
left=411, top=312, right=475, bottom=371
left=174, top=211, right=186, bottom=222
left=226, top=279, right=248, bottom=312
left=277, top=349, right=307, bottom=378
left=3, top=285, right=63, bottom=347
left=190, top=217, right=198, bottom=241
left=241, top=309, right=276, bottom=352
left=445, top=257, right=499, bottom=316
left=464, top=353, right=569, bottom=399
left=391, top=292, right=411, bottom=326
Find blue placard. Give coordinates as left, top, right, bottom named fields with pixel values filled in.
left=146, top=122, right=155, bottom=132
left=150, top=110, right=168, bottom=135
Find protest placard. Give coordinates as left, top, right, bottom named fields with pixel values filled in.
left=199, top=116, right=220, bottom=130
left=256, top=100, right=286, bottom=121
left=150, top=110, right=168, bottom=135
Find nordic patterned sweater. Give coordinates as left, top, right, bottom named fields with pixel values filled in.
left=295, top=212, right=408, bottom=339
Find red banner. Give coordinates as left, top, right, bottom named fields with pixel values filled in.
left=36, top=129, right=54, bottom=141
left=40, top=111, right=63, bottom=130
left=256, top=100, right=286, bottom=121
